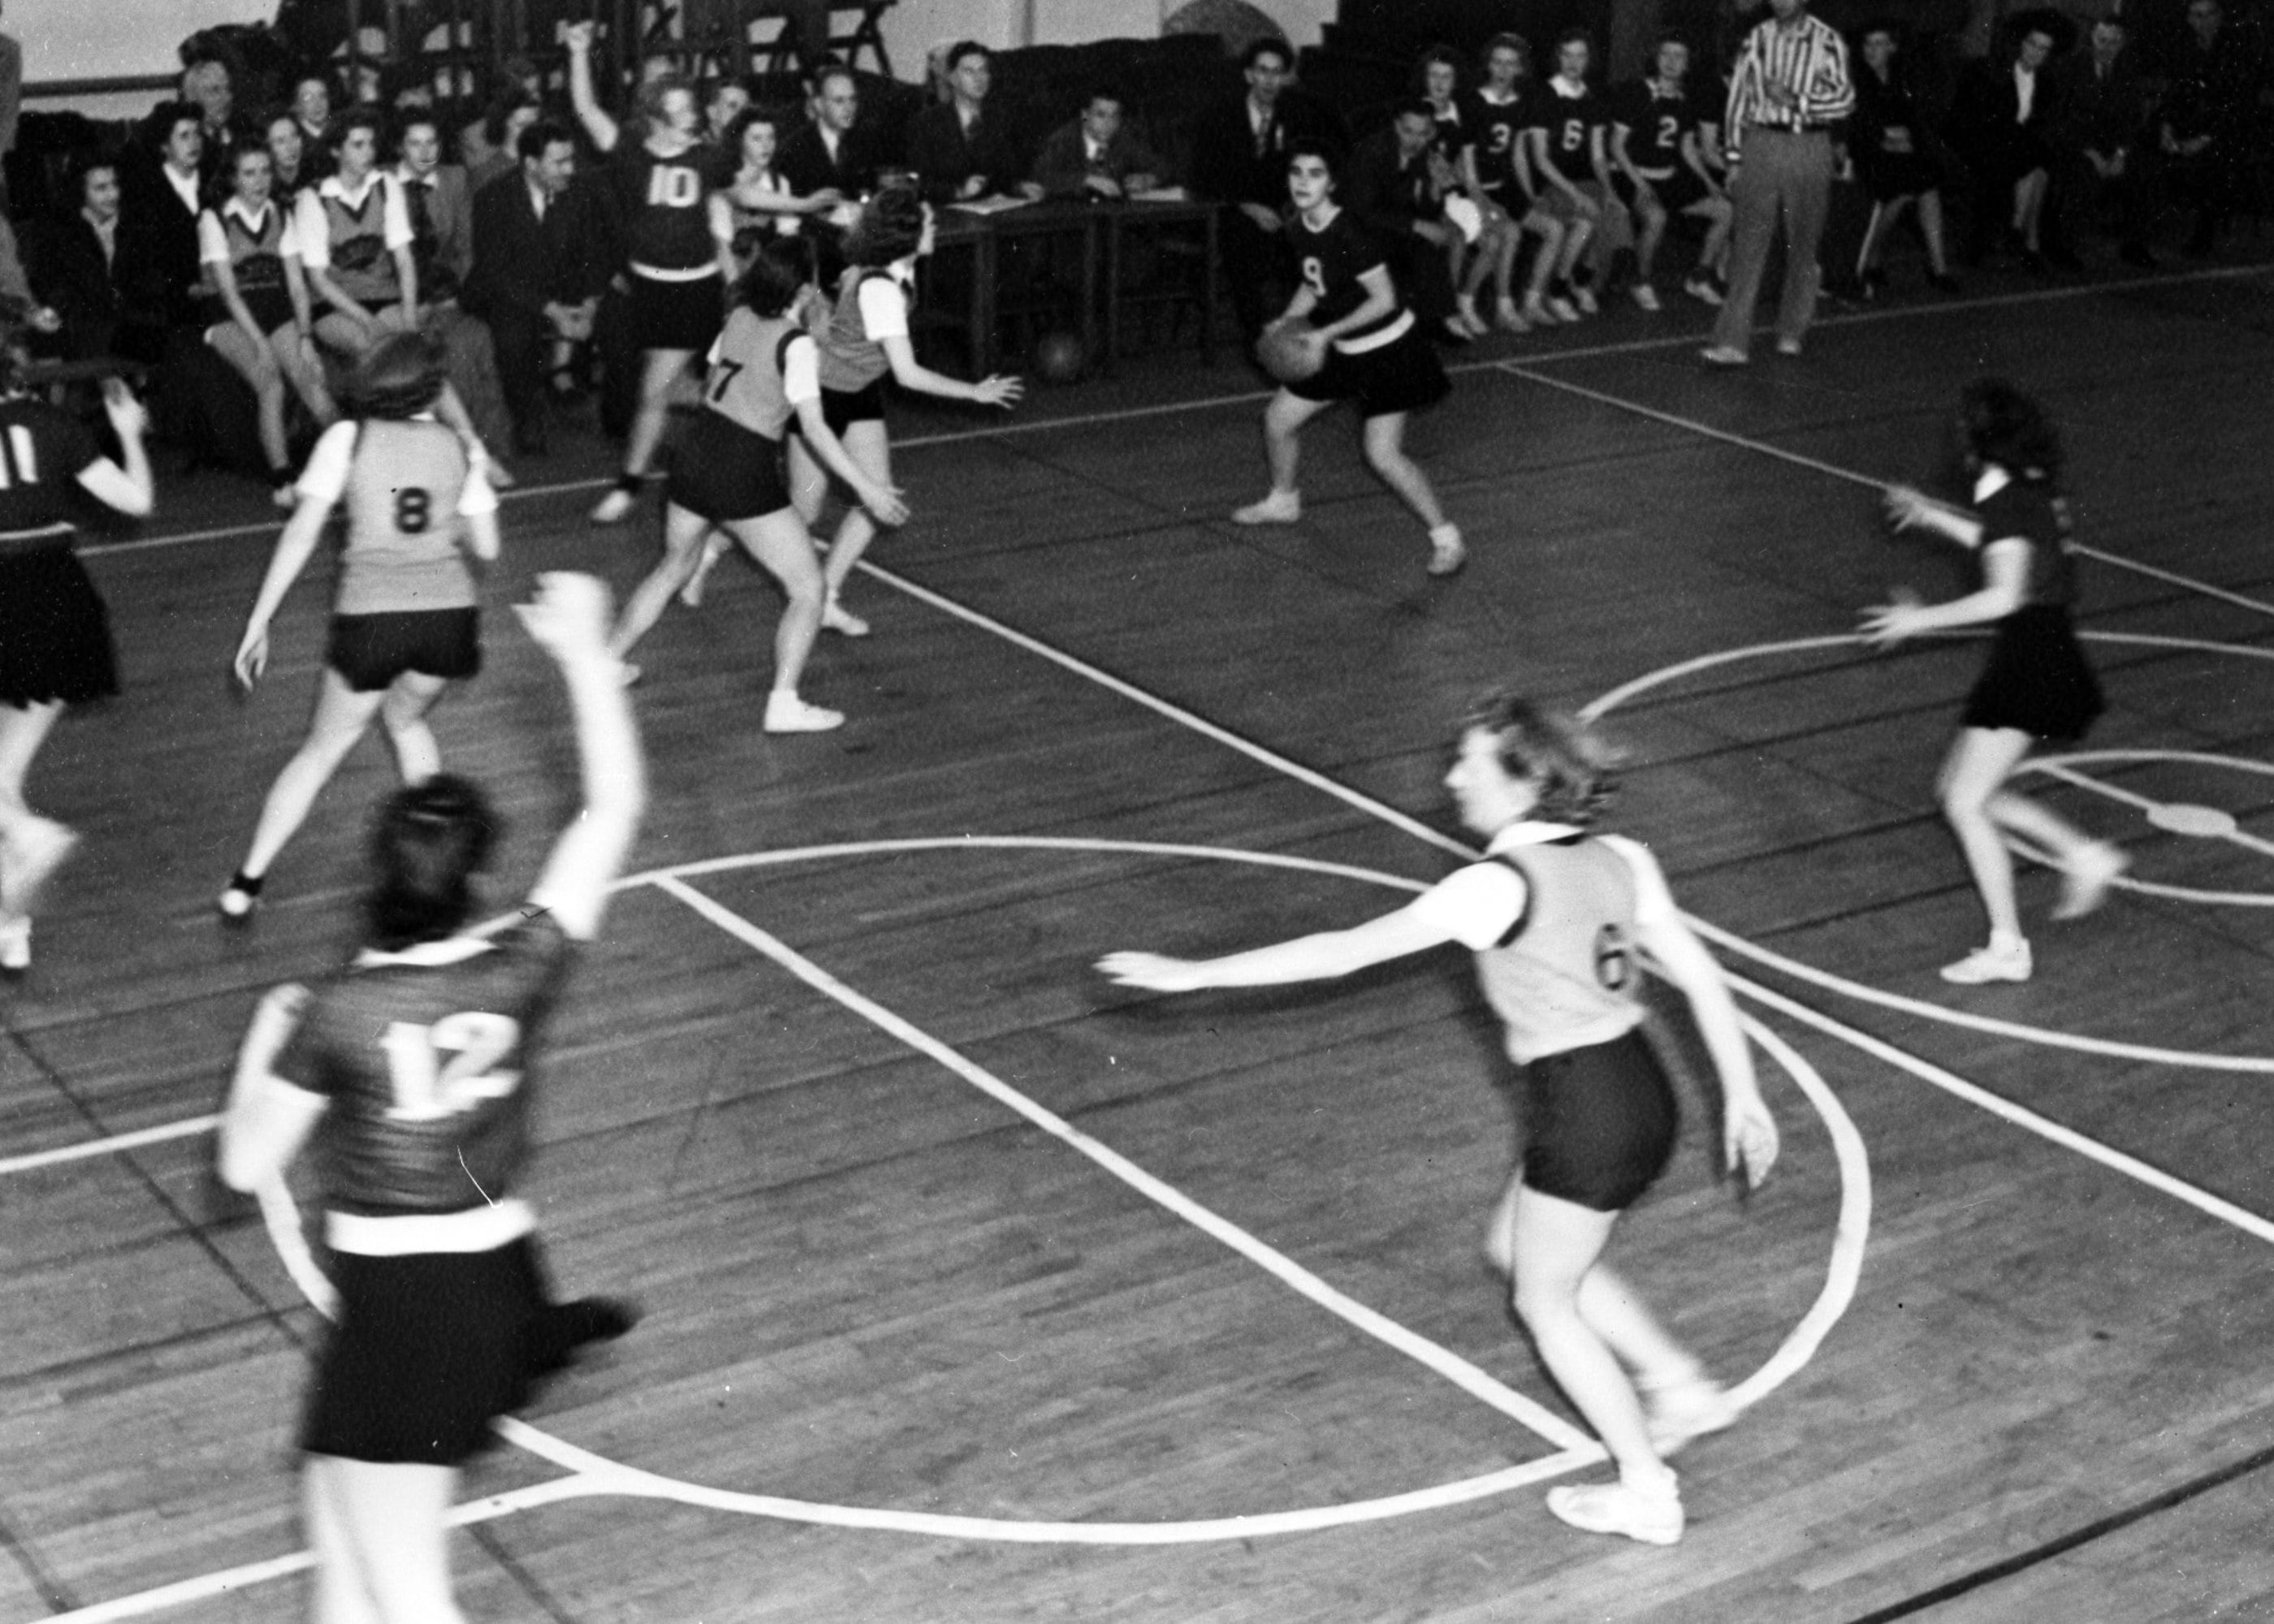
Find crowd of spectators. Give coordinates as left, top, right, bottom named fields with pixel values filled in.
left=0, top=5, right=2264, bottom=488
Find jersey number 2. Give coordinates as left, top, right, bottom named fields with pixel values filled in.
left=381, top=1013, right=522, bottom=1121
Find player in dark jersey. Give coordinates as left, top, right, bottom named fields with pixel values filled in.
left=1230, top=140, right=1466, bottom=577
left=1526, top=31, right=1620, bottom=317
left=219, top=568, right=643, bottom=1624
left=568, top=20, right=736, bottom=527
left=219, top=334, right=501, bottom=918
left=0, top=351, right=153, bottom=972
left=1100, top=693, right=1779, bottom=1546
left=1471, top=33, right=1571, bottom=331
left=1862, top=379, right=2127, bottom=984
left=605, top=240, right=908, bottom=733
left=1414, top=45, right=1502, bottom=337
left=1608, top=37, right=1734, bottom=310
left=200, top=144, right=337, bottom=506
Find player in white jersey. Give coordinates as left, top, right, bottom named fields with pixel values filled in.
left=1100, top=693, right=1778, bottom=1547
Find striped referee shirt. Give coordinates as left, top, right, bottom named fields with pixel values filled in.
left=1723, top=7, right=1854, bottom=138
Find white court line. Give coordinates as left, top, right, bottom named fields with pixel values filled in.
left=1497, top=364, right=2274, bottom=622
left=646, top=870, right=1597, bottom=1453
left=0, top=1115, right=215, bottom=1176
left=854, top=557, right=2274, bottom=1207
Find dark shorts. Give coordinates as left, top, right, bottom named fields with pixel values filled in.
left=1287, top=322, right=1450, bottom=421
left=1614, top=166, right=1710, bottom=217
left=1517, top=1026, right=1680, bottom=1212
left=785, top=379, right=886, bottom=438
left=665, top=408, right=790, bottom=521
left=300, top=1236, right=547, bottom=1466
left=629, top=270, right=725, bottom=354
left=0, top=541, right=119, bottom=707
left=327, top=607, right=481, bottom=693
left=1963, top=605, right=2104, bottom=743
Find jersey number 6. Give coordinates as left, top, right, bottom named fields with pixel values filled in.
left=1593, top=923, right=1632, bottom=991
left=381, top=1013, right=523, bottom=1121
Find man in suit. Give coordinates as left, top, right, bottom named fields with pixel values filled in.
left=905, top=41, right=1039, bottom=204
left=396, top=108, right=512, bottom=454
left=777, top=63, right=878, bottom=208
left=1189, top=36, right=1345, bottom=343
left=1030, top=86, right=1165, bottom=199
left=1345, top=100, right=1464, bottom=341
left=2049, top=15, right=2153, bottom=267
left=465, top=119, right=610, bottom=455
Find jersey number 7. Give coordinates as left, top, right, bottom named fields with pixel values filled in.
left=381, top=1013, right=523, bottom=1121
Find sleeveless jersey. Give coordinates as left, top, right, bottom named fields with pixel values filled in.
left=1473, top=838, right=1645, bottom=1065
left=275, top=914, right=573, bottom=1218
left=612, top=141, right=732, bottom=276
left=0, top=396, right=98, bottom=546
left=815, top=268, right=904, bottom=394
left=703, top=308, right=815, bottom=438
left=332, top=419, right=478, bottom=615
left=211, top=201, right=290, bottom=300
left=1978, top=477, right=2078, bottom=609
left=319, top=177, right=403, bottom=304
left=719, top=174, right=797, bottom=273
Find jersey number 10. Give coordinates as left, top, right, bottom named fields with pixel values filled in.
left=381, top=1013, right=523, bottom=1121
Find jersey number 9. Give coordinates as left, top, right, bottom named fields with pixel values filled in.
left=381, top=1013, right=523, bottom=1121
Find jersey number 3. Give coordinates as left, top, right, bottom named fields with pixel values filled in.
left=381, top=1013, right=522, bottom=1121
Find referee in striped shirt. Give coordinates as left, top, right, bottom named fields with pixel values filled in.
left=1701, top=0, right=1853, bottom=364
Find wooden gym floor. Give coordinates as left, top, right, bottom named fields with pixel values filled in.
left=7, top=248, right=2274, bottom=1622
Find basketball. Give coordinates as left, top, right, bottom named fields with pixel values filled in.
left=1033, top=330, right=1087, bottom=385
left=1255, top=320, right=1323, bottom=385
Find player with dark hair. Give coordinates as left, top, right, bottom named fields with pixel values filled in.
left=1607, top=37, right=1732, bottom=309
left=219, top=568, right=644, bottom=1624
left=680, top=185, right=1021, bottom=632
left=567, top=19, right=734, bottom=526
left=1470, top=32, right=1569, bottom=330
left=0, top=348, right=153, bottom=971
left=1863, top=378, right=2126, bottom=983
left=1524, top=29, right=1618, bottom=318
left=1230, top=140, right=1465, bottom=578
left=1100, top=693, right=1779, bottom=1546
left=219, top=332, right=501, bottom=918
left=606, top=238, right=908, bottom=732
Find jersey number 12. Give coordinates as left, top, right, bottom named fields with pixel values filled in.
left=381, top=1013, right=522, bottom=1120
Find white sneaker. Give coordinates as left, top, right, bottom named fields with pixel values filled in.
left=1546, top=295, right=1581, bottom=323
left=1494, top=300, right=1531, bottom=334
left=1426, top=525, right=1467, bottom=577
left=1454, top=296, right=1490, bottom=337
left=1546, top=1477, right=1684, bottom=1545
left=1642, top=1375, right=1741, bottom=1457
left=2, top=817, right=79, bottom=918
left=590, top=486, right=638, bottom=525
left=1571, top=284, right=1599, bottom=315
left=1632, top=283, right=1662, bottom=312
left=1684, top=275, right=1725, bottom=306
left=821, top=598, right=871, bottom=637
left=2052, top=843, right=2129, bottom=921
left=1521, top=294, right=1559, bottom=326
left=1940, top=939, right=2032, bottom=984
left=0, top=914, right=28, bottom=972
left=763, top=693, right=845, bottom=733
left=1232, top=490, right=1302, bottom=525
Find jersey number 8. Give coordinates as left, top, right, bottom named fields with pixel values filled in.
left=381, top=1013, right=523, bottom=1121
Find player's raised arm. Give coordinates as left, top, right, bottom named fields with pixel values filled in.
left=518, top=573, right=646, bottom=939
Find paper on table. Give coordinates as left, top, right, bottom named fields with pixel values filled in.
left=1130, top=185, right=1192, bottom=202
left=948, top=194, right=1033, bottom=215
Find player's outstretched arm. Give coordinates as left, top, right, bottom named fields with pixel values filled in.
left=519, top=573, right=646, bottom=940
left=1098, top=897, right=1460, bottom=991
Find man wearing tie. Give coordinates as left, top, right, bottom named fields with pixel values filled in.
left=397, top=110, right=513, bottom=460
left=465, top=121, right=609, bottom=456
left=1031, top=88, right=1164, bottom=200
left=1701, top=0, right=1853, bottom=365
left=1191, top=37, right=1344, bottom=344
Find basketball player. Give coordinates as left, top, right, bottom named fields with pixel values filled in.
left=606, top=240, right=909, bottom=732
left=0, top=358, right=153, bottom=971
left=1231, top=140, right=1466, bottom=578
left=568, top=20, right=735, bottom=525
left=219, top=334, right=499, bottom=918
left=1100, top=693, right=1779, bottom=1546
left=218, top=568, right=644, bottom=1624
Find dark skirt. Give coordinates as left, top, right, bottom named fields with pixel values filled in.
left=1288, top=321, right=1450, bottom=421
left=628, top=269, right=726, bottom=355
left=665, top=410, right=791, bottom=522
left=300, top=1236, right=547, bottom=1466
left=0, top=542, right=119, bottom=707
left=1962, top=605, right=2103, bottom=742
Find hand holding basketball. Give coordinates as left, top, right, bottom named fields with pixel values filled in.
left=1255, top=319, right=1325, bottom=386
